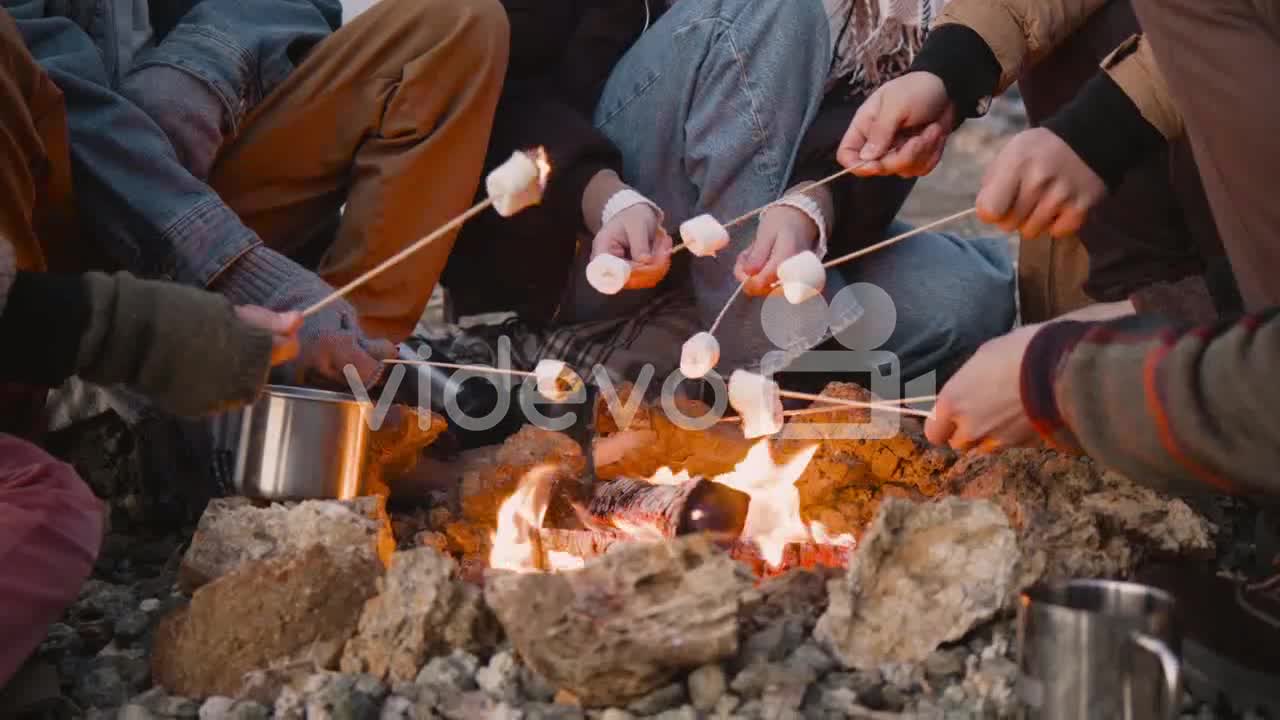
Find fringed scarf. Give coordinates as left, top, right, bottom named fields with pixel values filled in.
left=824, top=0, right=950, bottom=96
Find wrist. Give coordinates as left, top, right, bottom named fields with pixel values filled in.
left=1043, top=72, right=1165, bottom=190
left=601, top=188, right=664, bottom=231
left=582, top=169, right=629, bottom=233
left=770, top=192, right=830, bottom=258
left=909, top=24, right=1000, bottom=119
left=1019, top=321, right=1094, bottom=441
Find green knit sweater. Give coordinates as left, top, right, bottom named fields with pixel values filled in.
left=0, top=238, right=273, bottom=417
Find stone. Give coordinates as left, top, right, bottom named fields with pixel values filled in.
left=525, top=703, right=586, bottom=720
left=74, top=653, right=150, bottom=707
left=626, top=683, right=685, bottom=715
left=730, top=663, right=816, bottom=700
left=713, top=694, right=741, bottom=717
left=476, top=650, right=521, bottom=701
left=140, top=598, right=162, bottom=613
left=114, top=610, right=152, bottom=645
left=38, top=622, right=82, bottom=657
left=687, top=665, right=727, bottom=712
left=415, top=650, right=480, bottom=692
left=120, top=706, right=158, bottom=720
left=378, top=696, right=414, bottom=720
left=71, top=580, right=139, bottom=627
left=741, top=619, right=807, bottom=665
left=127, top=687, right=200, bottom=717
left=460, top=425, right=587, bottom=526
left=924, top=648, right=967, bottom=681
left=292, top=673, right=385, bottom=720
left=521, top=665, right=557, bottom=703
left=179, top=496, right=394, bottom=592
left=786, top=642, right=836, bottom=678
left=341, top=548, right=498, bottom=684
left=815, top=498, right=1019, bottom=668
left=151, top=545, right=381, bottom=698
left=599, top=710, right=634, bottom=720
left=652, top=707, right=698, bottom=720
left=485, top=535, right=753, bottom=706
left=199, top=697, right=235, bottom=718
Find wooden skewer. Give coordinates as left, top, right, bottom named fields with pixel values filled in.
left=384, top=358, right=535, bottom=378
left=821, top=207, right=977, bottom=270
left=719, top=399, right=932, bottom=423
left=778, top=389, right=935, bottom=419
left=670, top=163, right=867, bottom=254
left=303, top=197, right=496, bottom=318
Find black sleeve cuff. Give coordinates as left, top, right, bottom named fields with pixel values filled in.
left=0, top=271, right=90, bottom=386
left=1043, top=72, right=1166, bottom=190
left=909, top=24, right=1001, bottom=119
left=545, top=158, right=615, bottom=234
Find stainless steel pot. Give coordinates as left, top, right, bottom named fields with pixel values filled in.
left=234, top=385, right=372, bottom=500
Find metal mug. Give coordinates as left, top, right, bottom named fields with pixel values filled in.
left=1017, top=579, right=1182, bottom=720
left=233, top=385, right=372, bottom=500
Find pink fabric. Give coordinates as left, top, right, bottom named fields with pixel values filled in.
left=0, top=434, right=102, bottom=687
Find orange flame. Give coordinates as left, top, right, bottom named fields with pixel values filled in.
left=709, top=440, right=820, bottom=567
left=489, top=465, right=556, bottom=573
left=528, top=147, right=552, bottom=189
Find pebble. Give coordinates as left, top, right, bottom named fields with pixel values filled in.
left=416, top=650, right=480, bottom=692
left=732, top=663, right=817, bottom=700
left=881, top=686, right=907, bottom=712
left=924, top=648, right=967, bottom=680
left=786, top=642, right=836, bottom=677
left=73, top=654, right=150, bottom=708
left=713, top=694, right=741, bottom=717
left=199, top=697, right=270, bottom=720
left=741, top=619, right=807, bottom=664
left=114, top=610, right=152, bottom=645
left=651, top=706, right=698, bottom=720
left=119, top=705, right=158, bottom=720
left=687, top=664, right=727, bottom=712
left=476, top=650, right=522, bottom=701
left=599, top=710, right=634, bottom=720
left=38, top=622, right=83, bottom=657
left=73, top=580, right=139, bottom=625
left=626, top=683, right=686, bottom=716
left=525, top=703, right=586, bottom=720
left=379, top=696, right=414, bottom=720
left=140, top=598, right=161, bottom=613
left=520, top=664, right=557, bottom=703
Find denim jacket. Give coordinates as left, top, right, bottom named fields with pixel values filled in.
left=3, top=0, right=341, bottom=285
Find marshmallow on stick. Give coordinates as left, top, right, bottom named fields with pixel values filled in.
left=679, top=214, right=731, bottom=257
left=680, top=332, right=720, bottom=379
left=728, top=370, right=784, bottom=439
left=776, top=251, right=826, bottom=304
left=534, top=359, right=583, bottom=402
left=586, top=254, right=632, bottom=295
left=487, top=149, right=549, bottom=217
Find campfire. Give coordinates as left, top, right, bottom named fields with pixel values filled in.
left=485, top=439, right=856, bottom=578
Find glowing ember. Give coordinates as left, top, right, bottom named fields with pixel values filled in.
left=709, top=440, right=820, bottom=568
left=610, top=517, right=667, bottom=542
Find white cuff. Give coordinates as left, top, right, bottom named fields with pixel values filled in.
left=769, top=193, right=829, bottom=259
left=601, top=188, right=663, bottom=229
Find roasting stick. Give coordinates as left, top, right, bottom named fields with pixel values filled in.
left=384, top=358, right=534, bottom=378
left=820, top=207, right=978, bottom=270
left=718, top=399, right=933, bottom=424
left=302, top=198, right=495, bottom=317
left=670, top=163, right=866, bottom=255
left=778, top=388, right=935, bottom=419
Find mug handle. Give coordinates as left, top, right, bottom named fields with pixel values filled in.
left=1129, top=631, right=1182, bottom=720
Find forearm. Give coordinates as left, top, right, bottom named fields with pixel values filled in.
left=14, top=11, right=258, bottom=287
left=1022, top=312, right=1280, bottom=498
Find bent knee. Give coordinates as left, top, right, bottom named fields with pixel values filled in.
left=0, top=435, right=104, bottom=551
left=391, top=0, right=509, bottom=63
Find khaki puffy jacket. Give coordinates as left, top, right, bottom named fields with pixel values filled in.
left=938, top=0, right=1183, bottom=139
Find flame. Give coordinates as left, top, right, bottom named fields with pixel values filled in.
left=546, top=551, right=586, bottom=571
left=645, top=466, right=695, bottom=486
left=489, top=465, right=556, bottom=573
left=528, top=147, right=552, bottom=189
left=610, top=517, right=667, bottom=542
left=709, top=440, right=819, bottom=568
left=809, top=520, right=856, bottom=548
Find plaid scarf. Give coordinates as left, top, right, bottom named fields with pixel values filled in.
left=824, top=0, right=949, bottom=95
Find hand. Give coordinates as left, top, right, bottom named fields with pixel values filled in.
left=925, top=324, right=1044, bottom=452
left=235, top=306, right=302, bottom=366
left=839, top=72, right=955, bottom=177
left=977, top=127, right=1106, bottom=239
left=591, top=203, right=673, bottom=290
left=285, top=301, right=396, bottom=389
left=735, top=205, right=819, bottom=296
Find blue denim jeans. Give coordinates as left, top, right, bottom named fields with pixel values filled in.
left=562, top=0, right=1016, bottom=378
left=562, top=0, right=838, bottom=371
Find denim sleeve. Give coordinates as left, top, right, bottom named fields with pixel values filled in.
left=6, top=2, right=259, bottom=286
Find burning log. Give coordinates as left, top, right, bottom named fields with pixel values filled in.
left=584, top=476, right=750, bottom=537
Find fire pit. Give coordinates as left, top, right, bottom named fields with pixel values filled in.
left=36, top=382, right=1225, bottom=718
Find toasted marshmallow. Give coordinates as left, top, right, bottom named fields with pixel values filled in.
left=728, top=370, right=784, bottom=439
left=680, top=332, right=720, bottom=379
left=776, top=251, right=826, bottom=304
left=586, top=254, right=632, bottom=295
left=678, top=214, right=731, bottom=257
left=486, top=151, right=544, bottom=217
left=534, top=359, right=583, bottom=402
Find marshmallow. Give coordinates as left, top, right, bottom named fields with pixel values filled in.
left=776, top=251, right=826, bottom=304
left=534, top=359, right=583, bottom=402
left=728, top=370, right=784, bottom=439
left=486, top=151, right=544, bottom=217
left=680, top=332, right=720, bottom=379
left=586, top=254, right=632, bottom=295
left=678, top=214, right=731, bottom=257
